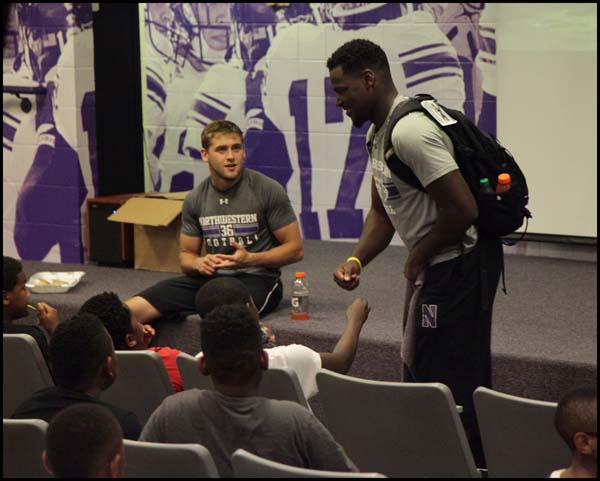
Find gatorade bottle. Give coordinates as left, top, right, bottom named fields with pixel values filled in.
left=291, top=272, right=310, bottom=320
left=479, top=177, right=495, bottom=194
left=496, top=173, right=511, bottom=193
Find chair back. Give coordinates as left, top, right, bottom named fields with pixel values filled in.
left=177, top=353, right=310, bottom=409
left=123, top=439, right=219, bottom=478
left=316, top=369, right=479, bottom=478
left=100, top=350, right=174, bottom=425
left=473, top=386, right=571, bottom=478
left=3, top=333, right=54, bottom=417
left=231, top=448, right=386, bottom=478
left=3, top=418, right=51, bottom=478
left=177, top=352, right=212, bottom=390
left=259, top=367, right=311, bottom=410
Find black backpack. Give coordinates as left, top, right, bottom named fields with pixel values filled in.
left=381, top=94, right=532, bottom=242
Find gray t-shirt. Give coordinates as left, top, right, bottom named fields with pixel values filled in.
left=140, top=389, right=355, bottom=477
left=181, top=168, right=297, bottom=278
left=368, top=95, right=477, bottom=265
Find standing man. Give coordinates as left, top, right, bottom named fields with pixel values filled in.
left=327, top=39, right=503, bottom=466
left=126, top=120, right=303, bottom=324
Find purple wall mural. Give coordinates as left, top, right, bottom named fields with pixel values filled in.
left=3, top=3, right=97, bottom=263
left=140, top=2, right=497, bottom=242
left=3, top=3, right=497, bottom=262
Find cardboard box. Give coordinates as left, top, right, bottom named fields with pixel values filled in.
left=108, top=191, right=189, bottom=273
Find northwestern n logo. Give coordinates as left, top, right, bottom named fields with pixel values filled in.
left=422, top=304, right=438, bottom=328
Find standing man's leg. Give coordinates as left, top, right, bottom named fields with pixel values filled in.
left=409, top=240, right=501, bottom=468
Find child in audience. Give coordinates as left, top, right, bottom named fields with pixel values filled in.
left=550, top=385, right=597, bottom=478
left=140, top=303, right=357, bottom=476
left=194, top=277, right=370, bottom=399
left=79, top=291, right=184, bottom=392
left=3, top=256, right=59, bottom=364
left=11, top=312, right=142, bottom=440
left=43, top=403, right=125, bottom=478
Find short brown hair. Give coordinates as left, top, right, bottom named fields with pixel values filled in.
left=201, top=120, right=243, bottom=150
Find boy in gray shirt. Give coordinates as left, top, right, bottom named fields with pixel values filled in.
left=140, top=303, right=356, bottom=476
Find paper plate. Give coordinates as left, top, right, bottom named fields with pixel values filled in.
left=26, top=271, right=86, bottom=294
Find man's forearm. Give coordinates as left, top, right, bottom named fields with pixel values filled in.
left=180, top=251, right=201, bottom=275
left=246, top=241, right=304, bottom=269
left=410, top=207, right=475, bottom=264
left=350, top=207, right=395, bottom=268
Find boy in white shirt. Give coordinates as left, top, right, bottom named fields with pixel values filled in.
left=194, top=276, right=369, bottom=399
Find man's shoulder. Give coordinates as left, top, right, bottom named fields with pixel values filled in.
left=154, top=388, right=204, bottom=410
left=392, top=110, right=445, bottom=148
left=184, top=179, right=211, bottom=202
left=13, top=385, right=58, bottom=405
left=263, top=396, right=313, bottom=419
left=3, top=323, right=46, bottom=338
left=243, top=169, right=287, bottom=194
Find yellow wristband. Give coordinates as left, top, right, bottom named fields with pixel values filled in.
left=346, top=256, right=363, bottom=270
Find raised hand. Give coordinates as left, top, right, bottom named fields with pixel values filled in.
left=36, top=302, right=60, bottom=335
left=345, top=297, right=370, bottom=329
left=333, top=260, right=361, bottom=291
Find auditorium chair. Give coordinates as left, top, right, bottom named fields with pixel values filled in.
left=123, top=439, right=219, bottom=477
left=231, top=448, right=387, bottom=478
left=473, top=386, right=572, bottom=477
left=316, top=369, right=480, bottom=478
left=3, top=333, right=54, bottom=418
left=3, top=418, right=50, bottom=478
left=177, top=352, right=311, bottom=410
left=100, top=350, right=174, bottom=425
left=176, top=352, right=212, bottom=390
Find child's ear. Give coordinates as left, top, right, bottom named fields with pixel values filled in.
left=42, top=450, right=54, bottom=476
left=574, top=432, right=596, bottom=455
left=199, top=355, right=210, bottom=376
left=125, top=333, right=137, bottom=349
left=109, top=448, right=125, bottom=478
left=103, top=355, right=116, bottom=383
left=259, top=350, right=268, bottom=370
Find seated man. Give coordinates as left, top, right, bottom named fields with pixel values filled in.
left=550, top=385, right=597, bottom=478
left=125, top=119, right=303, bottom=326
left=79, top=291, right=184, bottom=392
left=11, top=312, right=142, bottom=440
left=43, top=403, right=125, bottom=478
left=140, top=304, right=357, bottom=476
left=194, top=277, right=370, bottom=400
left=3, top=256, right=59, bottom=365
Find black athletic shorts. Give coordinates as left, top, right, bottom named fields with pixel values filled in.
left=410, top=236, right=503, bottom=414
left=137, top=273, right=283, bottom=318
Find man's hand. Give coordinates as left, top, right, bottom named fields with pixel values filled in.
left=36, top=302, right=60, bottom=335
left=404, top=251, right=428, bottom=282
left=345, top=297, right=370, bottom=329
left=214, top=241, right=253, bottom=268
left=194, top=254, right=225, bottom=275
left=141, top=324, right=155, bottom=349
left=333, top=260, right=362, bottom=291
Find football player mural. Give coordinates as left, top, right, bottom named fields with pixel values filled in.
left=139, top=3, right=496, bottom=242
left=3, top=3, right=96, bottom=263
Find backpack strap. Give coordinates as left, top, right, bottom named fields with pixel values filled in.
left=383, top=94, right=436, bottom=192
